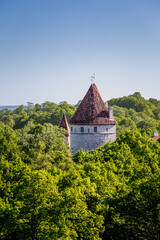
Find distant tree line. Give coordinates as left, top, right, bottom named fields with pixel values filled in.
left=0, top=92, right=160, bottom=137
left=108, top=92, right=160, bottom=137
left=0, top=101, right=76, bottom=130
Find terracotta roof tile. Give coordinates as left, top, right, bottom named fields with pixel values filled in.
left=152, top=135, right=160, bottom=141
left=59, top=113, right=70, bottom=136
left=70, top=84, right=117, bottom=125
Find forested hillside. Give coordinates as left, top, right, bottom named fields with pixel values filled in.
left=0, top=92, right=159, bottom=137
left=108, top=92, right=160, bottom=136
left=0, top=93, right=160, bottom=239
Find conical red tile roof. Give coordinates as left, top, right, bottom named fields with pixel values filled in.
left=59, top=113, right=70, bottom=136
left=70, top=84, right=117, bottom=125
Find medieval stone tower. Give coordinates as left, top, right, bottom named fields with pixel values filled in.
left=70, top=83, right=117, bottom=154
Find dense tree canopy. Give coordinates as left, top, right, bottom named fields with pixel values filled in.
left=0, top=94, right=160, bottom=239
left=16, top=123, right=72, bottom=170
left=0, top=101, right=76, bottom=130
left=0, top=122, right=160, bottom=239
left=73, top=129, right=160, bottom=239
left=108, top=93, right=160, bottom=136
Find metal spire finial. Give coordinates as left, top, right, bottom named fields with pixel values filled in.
left=91, top=73, right=95, bottom=85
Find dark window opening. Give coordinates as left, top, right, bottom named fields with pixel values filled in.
left=81, top=127, right=84, bottom=133
left=94, top=127, right=97, bottom=132
left=71, top=127, right=73, bottom=132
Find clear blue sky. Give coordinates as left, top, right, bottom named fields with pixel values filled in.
left=0, top=0, right=160, bottom=105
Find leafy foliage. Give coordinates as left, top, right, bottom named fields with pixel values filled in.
left=73, top=129, right=160, bottom=239
left=17, top=123, right=72, bottom=170
left=0, top=101, right=76, bottom=130
left=108, top=93, right=160, bottom=136
left=0, top=94, right=160, bottom=239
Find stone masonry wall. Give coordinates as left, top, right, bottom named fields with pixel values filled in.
left=70, top=124, right=116, bottom=155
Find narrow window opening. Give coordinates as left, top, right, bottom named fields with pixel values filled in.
left=106, top=128, right=108, bottom=132
left=81, top=127, right=84, bottom=133
left=94, top=127, right=97, bottom=132
left=71, top=127, right=73, bottom=132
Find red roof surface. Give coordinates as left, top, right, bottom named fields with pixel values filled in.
left=59, top=113, right=70, bottom=136
left=70, top=83, right=117, bottom=125
left=152, top=135, right=160, bottom=141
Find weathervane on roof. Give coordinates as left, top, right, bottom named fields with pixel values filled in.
left=91, top=73, right=95, bottom=85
